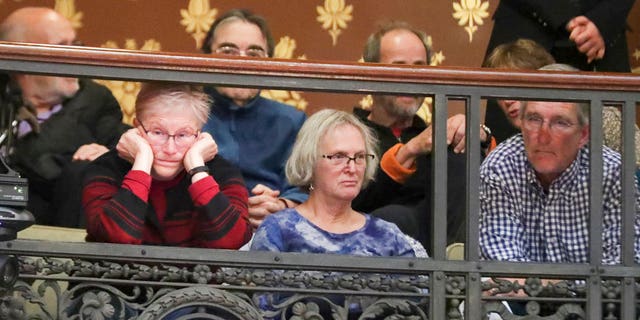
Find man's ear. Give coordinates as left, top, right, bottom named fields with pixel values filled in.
left=578, top=123, right=590, bottom=148
left=132, top=117, right=139, bottom=127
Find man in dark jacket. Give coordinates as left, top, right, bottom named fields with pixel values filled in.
left=483, top=0, right=635, bottom=144
left=0, top=7, right=129, bottom=226
left=353, top=21, right=492, bottom=251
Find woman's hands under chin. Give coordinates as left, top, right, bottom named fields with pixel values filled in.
left=183, top=132, right=218, bottom=171
left=117, top=128, right=154, bottom=173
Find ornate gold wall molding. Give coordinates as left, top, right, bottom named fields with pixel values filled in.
left=262, top=36, right=308, bottom=111
left=55, top=0, right=83, bottom=29
left=180, top=0, right=218, bottom=49
left=96, top=39, right=162, bottom=124
left=452, top=0, right=489, bottom=43
left=316, top=0, right=353, bottom=46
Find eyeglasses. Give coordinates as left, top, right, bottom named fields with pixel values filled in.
left=214, top=45, right=267, bottom=58
left=522, top=114, right=576, bottom=135
left=139, top=121, right=199, bottom=147
left=321, top=153, right=375, bottom=166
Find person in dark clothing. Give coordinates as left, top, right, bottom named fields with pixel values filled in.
left=352, top=108, right=470, bottom=250
left=483, top=0, right=635, bottom=144
left=0, top=7, right=129, bottom=227
left=352, top=21, right=492, bottom=251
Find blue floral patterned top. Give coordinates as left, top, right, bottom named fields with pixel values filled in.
left=250, top=208, right=427, bottom=258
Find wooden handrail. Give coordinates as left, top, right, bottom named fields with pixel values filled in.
left=1, top=41, right=639, bottom=92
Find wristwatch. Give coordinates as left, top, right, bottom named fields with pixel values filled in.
left=188, top=165, right=210, bottom=178
left=480, top=124, right=492, bottom=149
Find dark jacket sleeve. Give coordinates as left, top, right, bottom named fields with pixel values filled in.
left=583, top=0, right=635, bottom=47
left=10, top=79, right=129, bottom=184
left=352, top=167, right=405, bottom=213
left=496, top=0, right=633, bottom=45
left=72, top=79, right=131, bottom=147
left=495, top=0, right=582, bottom=31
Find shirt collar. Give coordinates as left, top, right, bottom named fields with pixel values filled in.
left=206, top=87, right=262, bottom=112
left=526, top=147, right=586, bottom=196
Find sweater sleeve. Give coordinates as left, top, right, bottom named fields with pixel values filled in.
left=187, top=157, right=252, bottom=249
left=83, top=166, right=151, bottom=245
left=380, top=143, right=417, bottom=184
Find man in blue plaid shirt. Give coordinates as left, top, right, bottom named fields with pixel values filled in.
left=479, top=98, right=640, bottom=265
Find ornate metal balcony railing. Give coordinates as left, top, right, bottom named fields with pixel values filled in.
left=0, top=42, right=639, bottom=320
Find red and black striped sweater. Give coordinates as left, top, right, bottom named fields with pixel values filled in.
left=82, top=150, right=251, bottom=249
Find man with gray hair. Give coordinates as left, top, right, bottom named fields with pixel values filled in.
left=479, top=82, right=640, bottom=264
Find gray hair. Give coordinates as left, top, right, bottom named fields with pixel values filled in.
left=363, top=21, right=431, bottom=64
left=286, top=109, right=379, bottom=190
left=520, top=63, right=589, bottom=126
left=135, top=82, right=211, bottom=128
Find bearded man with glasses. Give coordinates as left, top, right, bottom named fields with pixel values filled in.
left=81, top=82, right=251, bottom=249
left=200, top=9, right=307, bottom=231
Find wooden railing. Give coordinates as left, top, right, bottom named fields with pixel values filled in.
left=0, top=42, right=639, bottom=320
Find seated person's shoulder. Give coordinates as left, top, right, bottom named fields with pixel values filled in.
left=258, top=96, right=306, bottom=121
left=479, top=136, right=528, bottom=182
left=601, top=146, right=623, bottom=175
left=208, top=155, right=243, bottom=177
left=483, top=136, right=526, bottom=164
left=76, top=78, right=117, bottom=98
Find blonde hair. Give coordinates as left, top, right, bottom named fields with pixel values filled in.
left=484, top=38, right=555, bottom=70
left=286, top=109, right=379, bottom=190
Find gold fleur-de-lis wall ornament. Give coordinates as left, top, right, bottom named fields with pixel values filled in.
left=55, top=0, right=83, bottom=29
left=261, top=36, right=308, bottom=111
left=316, top=0, right=353, bottom=46
left=452, top=0, right=489, bottom=43
left=180, top=0, right=218, bottom=49
left=97, top=39, right=162, bottom=124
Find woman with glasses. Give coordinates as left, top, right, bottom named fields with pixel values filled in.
left=82, top=82, right=251, bottom=249
left=251, top=109, right=426, bottom=257
left=249, top=109, right=426, bottom=317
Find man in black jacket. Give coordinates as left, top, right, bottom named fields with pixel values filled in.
left=353, top=21, right=492, bottom=251
left=0, top=7, right=129, bottom=226
left=484, top=0, right=635, bottom=144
